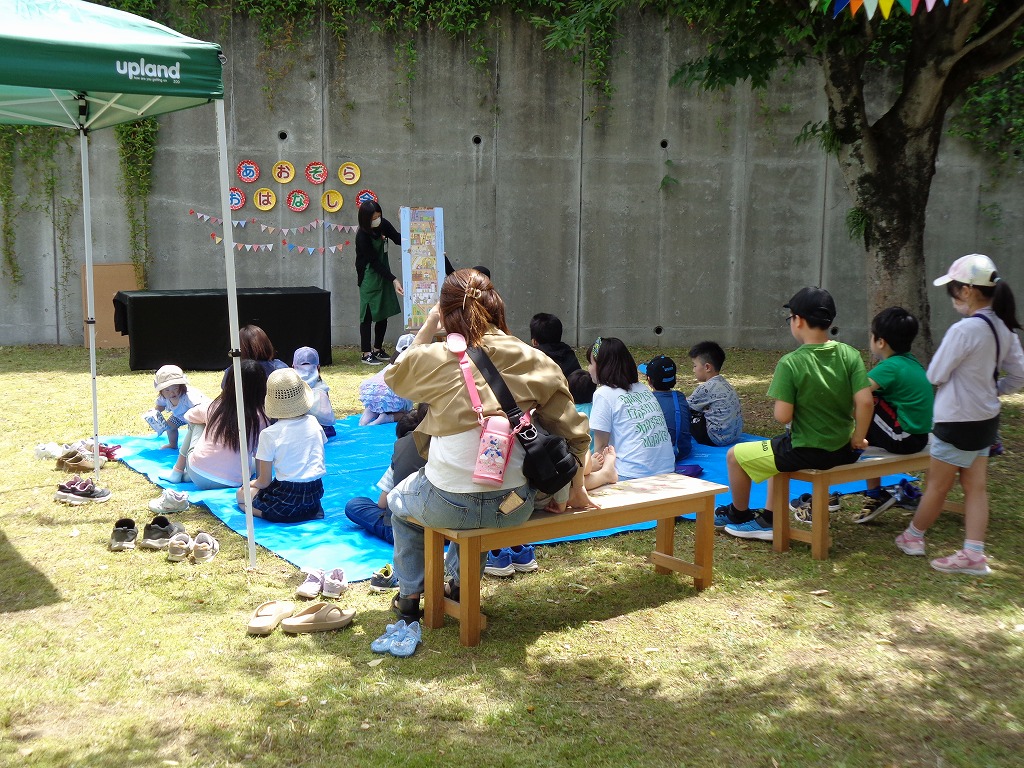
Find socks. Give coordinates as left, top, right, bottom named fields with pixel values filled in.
left=725, top=503, right=756, bottom=525
left=163, top=469, right=184, bottom=484
left=964, top=539, right=985, bottom=557
left=905, top=522, right=925, bottom=540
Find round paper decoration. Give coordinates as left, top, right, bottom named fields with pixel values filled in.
left=355, top=188, right=378, bottom=208
left=338, top=162, right=361, bottom=186
left=272, top=160, right=295, bottom=184
left=254, top=187, right=277, bottom=211
left=228, top=187, right=245, bottom=211
left=286, top=189, right=310, bottom=212
left=236, top=160, right=260, bottom=183
left=305, top=161, right=329, bottom=185
left=321, top=190, right=343, bottom=213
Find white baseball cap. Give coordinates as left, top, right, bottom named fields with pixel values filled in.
left=933, top=254, right=999, bottom=287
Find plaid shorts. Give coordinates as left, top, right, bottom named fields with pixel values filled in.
left=255, top=478, right=325, bottom=523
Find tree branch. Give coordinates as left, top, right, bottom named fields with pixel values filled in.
left=949, top=1, right=1024, bottom=69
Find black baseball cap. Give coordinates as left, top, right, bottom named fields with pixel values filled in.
left=785, top=287, right=836, bottom=325
left=638, top=355, right=677, bottom=388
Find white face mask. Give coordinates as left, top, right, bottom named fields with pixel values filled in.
left=371, top=217, right=381, bottom=228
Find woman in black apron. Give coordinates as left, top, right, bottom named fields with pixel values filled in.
left=355, top=200, right=404, bottom=364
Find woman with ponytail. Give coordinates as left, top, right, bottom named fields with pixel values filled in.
left=895, top=254, right=1024, bottom=575
left=380, top=269, right=593, bottom=624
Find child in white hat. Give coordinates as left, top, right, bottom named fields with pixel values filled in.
left=292, top=346, right=337, bottom=438
left=238, top=368, right=327, bottom=523
left=144, top=365, right=208, bottom=450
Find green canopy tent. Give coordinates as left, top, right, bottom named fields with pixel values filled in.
left=0, top=0, right=259, bottom=566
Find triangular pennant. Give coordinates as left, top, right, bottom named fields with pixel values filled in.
left=833, top=0, right=851, bottom=15
left=234, top=243, right=242, bottom=251
left=267, top=226, right=276, bottom=234
left=266, top=244, right=273, bottom=252
left=850, top=0, right=864, bottom=14
left=896, top=0, right=913, bottom=13
left=318, top=247, right=325, bottom=254
left=863, top=0, right=879, bottom=16
left=260, top=224, right=268, bottom=232
left=214, top=235, right=223, bottom=245
left=305, top=247, right=313, bottom=255
left=879, top=0, right=894, bottom=17
left=239, top=220, right=247, bottom=229
left=924, top=0, right=937, bottom=9
left=200, top=214, right=210, bottom=222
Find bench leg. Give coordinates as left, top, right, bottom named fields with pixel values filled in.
left=772, top=474, right=792, bottom=553
left=693, top=496, right=714, bottom=591
left=654, top=517, right=675, bottom=575
left=810, top=483, right=831, bottom=560
left=423, top=528, right=446, bottom=630
left=458, top=535, right=484, bottom=647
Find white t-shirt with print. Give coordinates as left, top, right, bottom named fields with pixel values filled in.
left=589, top=382, right=675, bottom=480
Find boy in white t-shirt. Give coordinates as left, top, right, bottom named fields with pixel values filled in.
left=237, top=368, right=327, bottom=523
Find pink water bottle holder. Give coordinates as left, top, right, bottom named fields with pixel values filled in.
left=448, top=333, right=520, bottom=487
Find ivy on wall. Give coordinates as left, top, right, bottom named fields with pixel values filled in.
left=115, top=119, right=159, bottom=288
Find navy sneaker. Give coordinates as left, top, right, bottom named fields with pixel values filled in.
left=714, top=503, right=755, bottom=530
left=369, top=563, right=399, bottom=592
left=893, top=479, right=923, bottom=510
left=508, top=544, right=538, bottom=572
left=852, top=489, right=896, bottom=524
left=724, top=514, right=773, bottom=541
left=484, top=548, right=515, bottom=577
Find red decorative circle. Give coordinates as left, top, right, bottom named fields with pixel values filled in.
left=228, top=187, right=246, bottom=211
left=286, top=189, right=310, bottom=212
left=355, top=188, right=378, bottom=208
left=236, top=160, right=260, bottom=183
left=305, top=161, right=328, bottom=185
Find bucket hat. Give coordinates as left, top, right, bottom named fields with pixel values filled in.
left=265, top=368, right=316, bottom=419
left=153, top=365, right=188, bottom=391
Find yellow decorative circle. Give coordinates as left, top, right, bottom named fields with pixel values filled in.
left=271, top=160, right=295, bottom=184
left=338, top=162, right=361, bottom=186
left=321, top=190, right=344, bottom=213
left=253, top=188, right=277, bottom=211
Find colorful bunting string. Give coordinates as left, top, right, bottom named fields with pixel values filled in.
left=189, top=208, right=359, bottom=235
left=824, top=0, right=962, bottom=17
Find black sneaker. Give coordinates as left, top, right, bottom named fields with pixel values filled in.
left=391, top=594, right=423, bottom=623
left=853, top=489, right=896, bottom=524
left=372, top=347, right=390, bottom=362
left=361, top=352, right=382, bottom=366
left=139, top=515, right=187, bottom=550
left=109, top=518, right=138, bottom=551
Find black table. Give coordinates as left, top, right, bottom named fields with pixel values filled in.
left=113, top=287, right=332, bottom=371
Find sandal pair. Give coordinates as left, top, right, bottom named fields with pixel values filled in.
left=247, top=600, right=356, bottom=636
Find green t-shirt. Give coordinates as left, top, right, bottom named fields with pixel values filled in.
left=868, top=352, right=934, bottom=435
left=767, top=341, right=870, bottom=452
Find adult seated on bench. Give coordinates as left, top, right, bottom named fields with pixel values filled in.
left=382, top=269, right=593, bottom=634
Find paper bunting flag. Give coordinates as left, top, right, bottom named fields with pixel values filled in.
left=833, top=0, right=965, bottom=15
left=879, top=0, right=894, bottom=17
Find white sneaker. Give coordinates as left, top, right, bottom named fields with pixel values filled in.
left=149, top=489, right=189, bottom=514
left=295, top=569, right=324, bottom=598
left=192, top=532, right=220, bottom=563
left=167, top=532, right=194, bottom=562
left=321, top=567, right=348, bottom=598
left=35, top=442, right=63, bottom=460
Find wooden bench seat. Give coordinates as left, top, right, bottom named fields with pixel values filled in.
left=770, top=449, right=944, bottom=560
left=421, top=473, right=727, bottom=647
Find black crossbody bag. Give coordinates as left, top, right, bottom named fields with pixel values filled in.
left=466, top=347, right=581, bottom=494
left=931, top=314, right=1001, bottom=452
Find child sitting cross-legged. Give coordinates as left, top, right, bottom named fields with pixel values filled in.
left=237, top=368, right=327, bottom=524
left=639, top=354, right=692, bottom=460
left=717, top=287, right=873, bottom=541
left=686, top=341, right=743, bottom=446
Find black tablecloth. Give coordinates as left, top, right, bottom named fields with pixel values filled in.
left=113, top=287, right=332, bottom=371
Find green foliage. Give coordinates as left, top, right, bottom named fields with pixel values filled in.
left=795, top=120, right=840, bottom=156
left=846, top=206, right=871, bottom=247
left=0, top=127, right=18, bottom=287
left=115, top=119, right=159, bottom=288
left=950, top=67, right=1024, bottom=170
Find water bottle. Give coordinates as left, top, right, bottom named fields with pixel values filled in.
left=473, top=415, right=514, bottom=486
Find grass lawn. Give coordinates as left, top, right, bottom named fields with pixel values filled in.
left=1, top=343, right=1023, bottom=767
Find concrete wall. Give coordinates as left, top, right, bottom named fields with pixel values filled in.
left=2, top=8, right=1021, bottom=351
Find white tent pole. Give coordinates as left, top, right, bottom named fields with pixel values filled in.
left=78, top=124, right=101, bottom=483
left=215, top=99, right=256, bottom=568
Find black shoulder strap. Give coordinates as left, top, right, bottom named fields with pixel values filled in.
left=465, top=347, right=526, bottom=427
left=973, top=313, right=1000, bottom=383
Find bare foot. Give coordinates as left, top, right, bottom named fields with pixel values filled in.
left=590, top=451, right=605, bottom=470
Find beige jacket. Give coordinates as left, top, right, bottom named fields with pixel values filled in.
left=383, top=329, right=591, bottom=461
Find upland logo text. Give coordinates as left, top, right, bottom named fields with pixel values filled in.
left=115, top=58, right=181, bottom=83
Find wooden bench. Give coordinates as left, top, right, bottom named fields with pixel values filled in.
left=770, top=449, right=952, bottom=560
left=421, top=473, right=728, bottom=647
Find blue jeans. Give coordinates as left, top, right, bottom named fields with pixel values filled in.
left=388, top=469, right=536, bottom=598
left=344, top=496, right=394, bottom=545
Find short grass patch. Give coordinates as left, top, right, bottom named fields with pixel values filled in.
left=1, top=344, right=1023, bottom=767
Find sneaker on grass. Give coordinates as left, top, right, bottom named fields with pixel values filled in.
left=724, top=515, right=773, bottom=541
left=361, top=352, right=382, bottom=365
left=139, top=515, right=187, bottom=550
left=369, top=563, right=399, bottom=592
left=149, top=488, right=189, bottom=514
left=484, top=548, right=515, bottom=577
left=853, top=489, right=896, bottom=524
left=930, top=549, right=991, bottom=576
left=54, top=478, right=112, bottom=505
left=894, top=531, right=925, bottom=556
left=509, top=544, right=539, bottom=572
left=109, top=518, right=138, bottom=551
left=789, top=492, right=841, bottom=523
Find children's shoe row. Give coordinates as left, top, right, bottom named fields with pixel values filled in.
left=295, top=568, right=349, bottom=599
left=484, top=544, right=539, bottom=577
left=109, top=515, right=219, bottom=562
left=37, top=439, right=120, bottom=464
left=55, top=476, right=112, bottom=505
left=247, top=600, right=356, bottom=635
